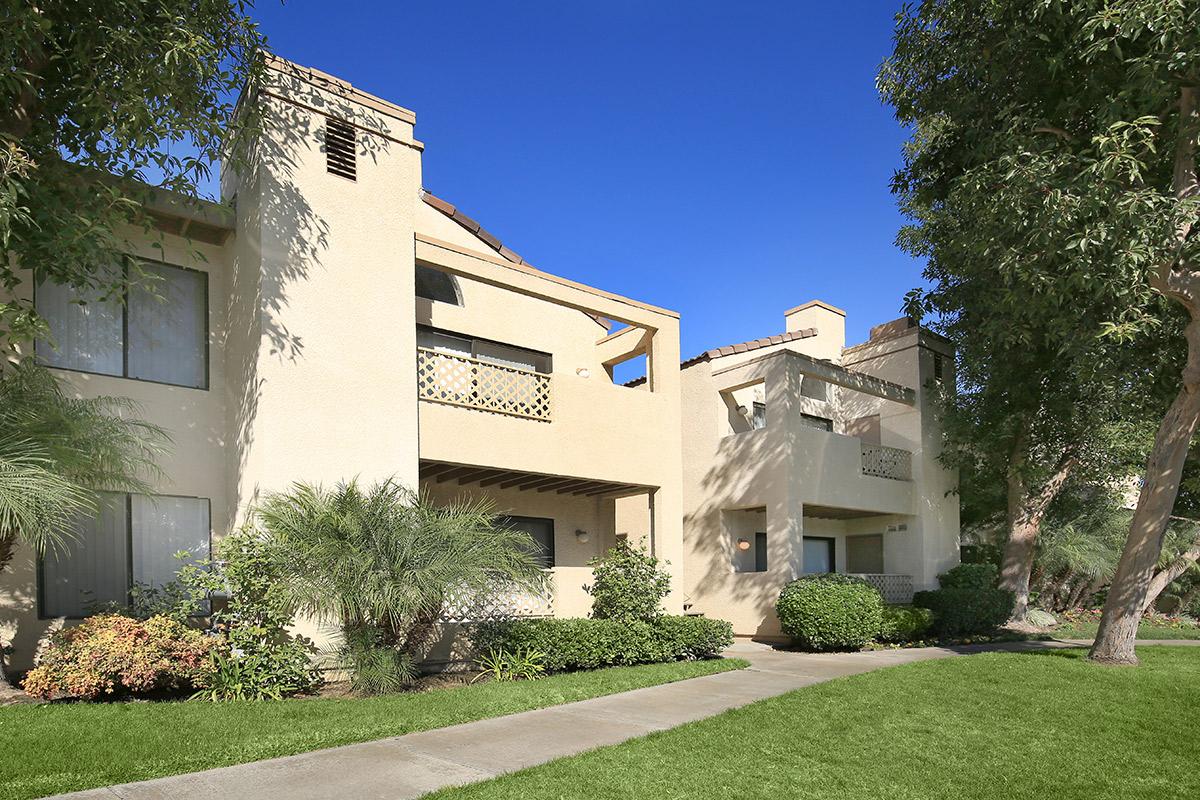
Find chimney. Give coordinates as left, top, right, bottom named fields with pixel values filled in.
left=784, top=300, right=845, bottom=361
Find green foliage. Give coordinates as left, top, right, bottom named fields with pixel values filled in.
left=878, top=606, right=935, bottom=644
left=0, top=361, right=168, bottom=558
left=473, top=648, right=547, bottom=683
left=176, top=525, right=322, bottom=700
left=584, top=541, right=671, bottom=623
left=775, top=574, right=884, bottom=651
left=1, top=1, right=266, bottom=353
left=22, top=614, right=215, bottom=700
left=474, top=616, right=733, bottom=672
left=256, top=479, right=548, bottom=692
left=936, top=563, right=999, bottom=591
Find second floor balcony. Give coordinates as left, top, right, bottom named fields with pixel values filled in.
left=417, top=346, right=552, bottom=421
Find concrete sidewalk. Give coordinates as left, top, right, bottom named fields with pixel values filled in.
left=51, top=639, right=1099, bottom=800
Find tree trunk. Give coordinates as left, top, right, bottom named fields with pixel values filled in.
left=1091, top=327, right=1200, bottom=664
left=1091, top=85, right=1200, bottom=665
left=1140, top=532, right=1200, bottom=614
left=1065, top=576, right=1094, bottom=611
left=999, top=432, right=1077, bottom=622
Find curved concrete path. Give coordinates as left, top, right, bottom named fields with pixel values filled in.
left=52, top=639, right=1168, bottom=800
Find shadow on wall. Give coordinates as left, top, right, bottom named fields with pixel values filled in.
left=688, top=419, right=796, bottom=640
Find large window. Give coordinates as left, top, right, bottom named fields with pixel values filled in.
left=501, top=515, right=555, bottom=568
left=417, top=326, right=551, bottom=373
left=40, top=493, right=211, bottom=618
left=36, top=261, right=209, bottom=389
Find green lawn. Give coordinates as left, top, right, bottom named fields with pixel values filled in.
left=0, top=658, right=746, bottom=800
left=1053, top=620, right=1200, bottom=640
left=427, top=647, right=1200, bottom=800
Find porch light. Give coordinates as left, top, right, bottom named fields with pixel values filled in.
left=736, top=538, right=751, bottom=551
left=575, top=529, right=591, bottom=543
left=576, top=367, right=591, bottom=378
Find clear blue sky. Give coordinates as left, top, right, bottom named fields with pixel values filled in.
left=250, top=1, right=920, bottom=358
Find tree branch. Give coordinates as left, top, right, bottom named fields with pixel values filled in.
left=1033, top=125, right=1075, bottom=142
left=1155, top=85, right=1200, bottom=298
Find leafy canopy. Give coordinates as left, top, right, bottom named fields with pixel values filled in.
left=1, top=0, right=266, bottom=351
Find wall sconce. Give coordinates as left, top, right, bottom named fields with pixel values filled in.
left=576, top=367, right=591, bottom=378
left=575, top=529, right=591, bottom=544
left=736, top=537, right=751, bottom=551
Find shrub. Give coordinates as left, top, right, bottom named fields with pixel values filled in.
left=473, top=648, right=546, bottom=682
left=936, top=563, right=999, bottom=591
left=877, top=605, right=934, bottom=643
left=474, top=615, right=732, bottom=672
left=585, top=541, right=671, bottom=623
left=179, top=525, right=323, bottom=700
left=914, top=586, right=1014, bottom=637
left=23, top=614, right=216, bottom=700
left=776, top=574, right=883, bottom=651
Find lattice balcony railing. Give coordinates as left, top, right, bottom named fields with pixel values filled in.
left=848, top=573, right=914, bottom=604
left=861, top=443, right=912, bottom=481
left=417, top=347, right=552, bottom=421
left=438, top=580, right=554, bottom=623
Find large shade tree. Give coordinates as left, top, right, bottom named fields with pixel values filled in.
left=1, top=0, right=265, bottom=352
left=880, top=0, right=1200, bottom=664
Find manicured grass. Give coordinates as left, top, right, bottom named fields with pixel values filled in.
left=1053, top=620, right=1200, bottom=640
left=427, top=647, right=1200, bottom=800
left=0, top=658, right=746, bottom=800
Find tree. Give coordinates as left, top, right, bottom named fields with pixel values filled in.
left=880, top=0, right=1180, bottom=624
left=256, top=479, right=549, bottom=694
left=1, top=0, right=265, bottom=353
left=0, top=360, right=168, bottom=691
left=880, top=1, right=1200, bottom=662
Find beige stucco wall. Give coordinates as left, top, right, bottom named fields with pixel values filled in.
left=678, top=312, right=960, bottom=639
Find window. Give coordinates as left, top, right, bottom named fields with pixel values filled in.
left=802, top=536, right=835, bottom=574
left=501, top=516, right=555, bottom=568
left=753, top=531, right=768, bottom=572
left=415, top=264, right=462, bottom=305
left=36, top=261, right=209, bottom=389
left=934, top=352, right=946, bottom=382
left=799, top=413, right=833, bottom=432
left=40, top=494, right=211, bottom=618
left=417, top=326, right=551, bottom=373
left=751, top=402, right=767, bottom=430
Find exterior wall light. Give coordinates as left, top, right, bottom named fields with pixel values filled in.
left=736, top=537, right=751, bottom=551
left=575, top=529, right=590, bottom=544
left=576, top=367, right=591, bottom=378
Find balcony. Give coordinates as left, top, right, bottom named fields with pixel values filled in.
left=860, top=443, right=912, bottom=481
left=417, top=347, right=551, bottom=421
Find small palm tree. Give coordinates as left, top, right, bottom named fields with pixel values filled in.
left=0, top=360, right=169, bottom=690
left=256, top=478, right=548, bottom=693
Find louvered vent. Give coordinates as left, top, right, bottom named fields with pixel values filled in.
left=325, top=118, right=356, bottom=180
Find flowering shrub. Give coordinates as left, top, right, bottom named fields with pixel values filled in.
left=23, top=614, right=215, bottom=700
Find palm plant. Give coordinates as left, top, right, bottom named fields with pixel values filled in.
left=0, top=359, right=169, bottom=690
left=256, top=479, right=549, bottom=693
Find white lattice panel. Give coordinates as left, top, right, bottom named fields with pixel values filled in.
left=850, top=573, right=914, bottom=604
left=438, top=581, right=554, bottom=623
left=861, top=443, right=912, bottom=481
left=418, top=348, right=551, bottom=421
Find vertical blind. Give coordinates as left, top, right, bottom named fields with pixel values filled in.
left=36, top=261, right=208, bottom=389
left=41, top=493, right=211, bottom=618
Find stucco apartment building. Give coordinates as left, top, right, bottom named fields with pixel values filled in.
left=0, top=58, right=958, bottom=666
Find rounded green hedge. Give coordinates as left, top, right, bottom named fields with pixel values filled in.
left=776, top=574, right=883, bottom=651
left=878, top=605, right=935, bottom=643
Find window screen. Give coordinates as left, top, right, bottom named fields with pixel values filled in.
left=127, top=263, right=207, bottom=388
left=41, top=494, right=130, bottom=618
left=754, top=531, right=768, bottom=572
left=34, top=282, right=123, bottom=376
left=751, top=402, right=767, bottom=430
left=799, top=413, right=834, bottom=432
left=802, top=537, right=835, bottom=574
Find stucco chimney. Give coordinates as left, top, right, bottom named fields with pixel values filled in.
left=784, top=300, right=845, bottom=361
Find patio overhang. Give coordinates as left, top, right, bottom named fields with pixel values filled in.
left=418, top=460, right=652, bottom=498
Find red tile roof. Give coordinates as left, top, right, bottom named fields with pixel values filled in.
left=681, top=327, right=819, bottom=368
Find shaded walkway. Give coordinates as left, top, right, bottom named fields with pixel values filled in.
left=55, top=638, right=1169, bottom=800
